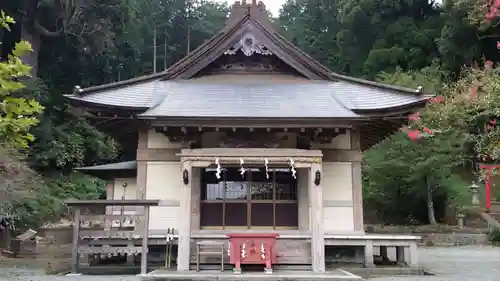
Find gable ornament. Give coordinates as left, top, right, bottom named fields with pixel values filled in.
left=225, top=33, right=273, bottom=56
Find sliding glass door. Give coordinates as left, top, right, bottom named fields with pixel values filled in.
left=200, top=167, right=298, bottom=229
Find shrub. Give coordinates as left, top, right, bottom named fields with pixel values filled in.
left=488, top=227, right=500, bottom=246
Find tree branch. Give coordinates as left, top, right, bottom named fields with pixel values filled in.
left=34, top=20, right=62, bottom=37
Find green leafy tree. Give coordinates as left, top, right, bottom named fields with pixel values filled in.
left=364, top=65, right=469, bottom=225
left=364, top=131, right=467, bottom=225
left=0, top=12, right=43, bottom=148
left=416, top=65, right=500, bottom=162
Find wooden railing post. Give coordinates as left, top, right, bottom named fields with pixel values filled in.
left=71, top=207, right=81, bottom=274
left=140, top=205, right=150, bottom=275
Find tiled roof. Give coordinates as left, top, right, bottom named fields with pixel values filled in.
left=139, top=81, right=358, bottom=118
left=134, top=79, right=426, bottom=118
left=327, top=82, right=429, bottom=111
left=67, top=80, right=161, bottom=109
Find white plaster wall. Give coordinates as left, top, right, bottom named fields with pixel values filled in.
left=322, top=162, right=354, bottom=232
left=146, top=162, right=181, bottom=230
left=112, top=178, right=137, bottom=214
left=113, top=178, right=137, bottom=200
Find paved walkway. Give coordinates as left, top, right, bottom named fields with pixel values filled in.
left=0, top=246, right=499, bottom=280
left=370, top=246, right=500, bottom=281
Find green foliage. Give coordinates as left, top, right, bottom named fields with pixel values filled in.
left=0, top=12, right=43, bottom=149
left=363, top=131, right=467, bottom=224
left=10, top=173, right=105, bottom=230
left=416, top=65, right=500, bottom=162
left=377, top=62, right=448, bottom=94
left=488, top=227, right=500, bottom=246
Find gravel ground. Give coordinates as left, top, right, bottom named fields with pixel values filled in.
left=0, top=246, right=499, bottom=281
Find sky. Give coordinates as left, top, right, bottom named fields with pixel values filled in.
left=214, top=0, right=286, bottom=16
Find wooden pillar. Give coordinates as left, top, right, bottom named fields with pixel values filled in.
left=407, top=242, right=418, bottom=268
left=70, top=208, right=81, bottom=274
left=297, top=169, right=309, bottom=230
left=190, top=168, right=201, bottom=231
left=350, top=129, right=364, bottom=232
left=379, top=246, right=388, bottom=261
left=309, top=163, right=325, bottom=273
left=140, top=206, right=151, bottom=275
left=136, top=125, right=149, bottom=242
left=177, top=161, right=192, bottom=271
left=396, top=246, right=405, bottom=265
left=106, top=181, right=114, bottom=215
left=486, top=168, right=492, bottom=211
left=364, top=240, right=375, bottom=268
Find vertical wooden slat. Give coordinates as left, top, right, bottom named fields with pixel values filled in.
left=141, top=206, right=150, bottom=275
left=71, top=208, right=81, bottom=274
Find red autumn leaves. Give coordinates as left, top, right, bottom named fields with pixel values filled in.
left=486, top=0, right=500, bottom=21
left=404, top=95, right=444, bottom=141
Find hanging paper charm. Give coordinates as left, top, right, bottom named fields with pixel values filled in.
left=239, top=159, right=246, bottom=177
left=215, top=158, right=222, bottom=179
left=264, top=158, right=269, bottom=179
left=290, top=158, right=296, bottom=179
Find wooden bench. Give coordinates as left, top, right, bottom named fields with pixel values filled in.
left=196, top=241, right=225, bottom=272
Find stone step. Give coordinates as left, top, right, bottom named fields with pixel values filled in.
left=490, top=202, right=500, bottom=213
left=489, top=212, right=500, bottom=221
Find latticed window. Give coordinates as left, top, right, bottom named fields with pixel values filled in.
left=200, top=167, right=298, bottom=229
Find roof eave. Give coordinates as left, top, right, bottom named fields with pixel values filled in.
left=350, top=99, right=429, bottom=115
left=66, top=95, right=150, bottom=112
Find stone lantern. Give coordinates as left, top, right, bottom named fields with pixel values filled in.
left=456, top=212, right=465, bottom=229
left=469, top=181, right=480, bottom=206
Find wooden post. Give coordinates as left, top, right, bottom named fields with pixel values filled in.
left=177, top=161, right=192, bottom=271
left=396, top=246, right=405, bottom=265
left=141, top=206, right=151, bottom=275
left=486, top=168, right=492, bottom=211
left=71, top=208, right=81, bottom=274
left=364, top=240, right=375, bottom=268
left=309, top=163, right=325, bottom=273
left=407, top=242, right=418, bottom=267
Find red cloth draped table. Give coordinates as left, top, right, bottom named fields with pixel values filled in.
left=226, top=233, right=279, bottom=274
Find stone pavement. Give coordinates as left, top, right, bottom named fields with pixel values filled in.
left=370, top=245, right=500, bottom=281
left=0, top=246, right=499, bottom=281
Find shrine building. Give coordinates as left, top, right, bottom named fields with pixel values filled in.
left=66, top=0, right=427, bottom=278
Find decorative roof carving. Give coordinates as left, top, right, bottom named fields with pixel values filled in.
left=225, top=33, right=273, bottom=56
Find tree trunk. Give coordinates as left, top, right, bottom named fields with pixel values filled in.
left=20, top=23, right=40, bottom=77
left=426, top=177, right=437, bottom=225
